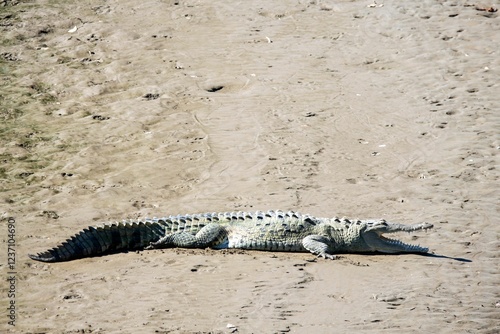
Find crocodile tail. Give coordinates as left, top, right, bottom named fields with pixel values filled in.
left=29, top=220, right=166, bottom=262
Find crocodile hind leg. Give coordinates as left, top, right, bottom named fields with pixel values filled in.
left=302, top=235, right=337, bottom=260
left=146, top=223, right=228, bottom=249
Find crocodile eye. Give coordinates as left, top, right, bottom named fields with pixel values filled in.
left=378, top=220, right=388, bottom=226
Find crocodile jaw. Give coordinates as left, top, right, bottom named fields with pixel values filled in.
left=361, top=221, right=433, bottom=253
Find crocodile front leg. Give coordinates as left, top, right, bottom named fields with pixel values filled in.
left=302, top=235, right=337, bottom=260
left=146, top=223, right=227, bottom=249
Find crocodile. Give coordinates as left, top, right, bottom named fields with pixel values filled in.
left=29, top=210, right=433, bottom=262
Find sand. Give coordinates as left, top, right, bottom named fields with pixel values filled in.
left=1, top=0, right=498, bottom=333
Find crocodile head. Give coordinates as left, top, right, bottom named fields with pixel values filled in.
left=358, top=220, right=433, bottom=253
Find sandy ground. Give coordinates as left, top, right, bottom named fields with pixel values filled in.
left=1, top=0, right=499, bottom=333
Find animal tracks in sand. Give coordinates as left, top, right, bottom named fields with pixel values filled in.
left=3, top=0, right=498, bottom=333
